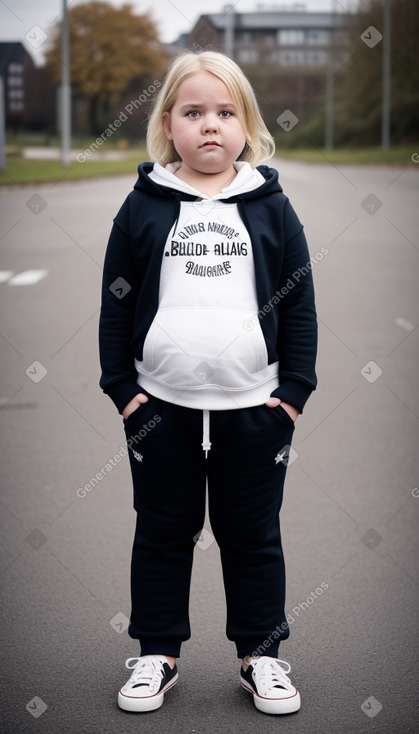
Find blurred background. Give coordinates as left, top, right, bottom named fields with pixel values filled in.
left=0, top=0, right=418, bottom=180
left=0, top=3, right=418, bottom=733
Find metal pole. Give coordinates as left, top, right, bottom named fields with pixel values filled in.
left=324, top=1, right=336, bottom=150
left=0, top=77, right=6, bottom=169
left=381, top=0, right=391, bottom=151
left=324, top=62, right=335, bottom=150
left=224, top=5, right=234, bottom=59
left=60, top=0, right=71, bottom=166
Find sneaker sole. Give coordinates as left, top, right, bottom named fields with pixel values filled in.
left=240, top=678, right=301, bottom=715
left=118, top=672, right=178, bottom=712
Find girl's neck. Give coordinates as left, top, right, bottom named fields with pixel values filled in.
left=173, top=164, right=237, bottom=198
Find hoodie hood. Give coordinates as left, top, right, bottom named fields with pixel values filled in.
left=148, top=161, right=266, bottom=200
left=133, top=161, right=283, bottom=203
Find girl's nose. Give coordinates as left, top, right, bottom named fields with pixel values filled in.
left=202, top=115, right=219, bottom=133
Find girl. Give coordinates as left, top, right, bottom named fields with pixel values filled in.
left=99, top=50, right=317, bottom=716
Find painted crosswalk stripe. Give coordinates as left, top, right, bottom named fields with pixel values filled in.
left=8, top=270, right=48, bottom=285
left=0, top=271, right=14, bottom=283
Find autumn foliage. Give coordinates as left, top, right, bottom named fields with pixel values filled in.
left=45, top=1, right=167, bottom=134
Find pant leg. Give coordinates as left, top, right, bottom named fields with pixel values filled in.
left=207, top=403, right=295, bottom=660
left=123, top=395, right=206, bottom=658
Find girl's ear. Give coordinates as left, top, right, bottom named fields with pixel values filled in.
left=162, top=111, right=173, bottom=140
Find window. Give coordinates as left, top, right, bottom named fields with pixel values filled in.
left=306, top=30, right=329, bottom=46
left=7, top=75, right=23, bottom=87
left=306, top=51, right=327, bottom=66
left=277, top=29, right=305, bottom=46
left=278, top=49, right=306, bottom=66
left=238, top=48, right=259, bottom=63
left=9, top=62, right=24, bottom=73
left=8, top=89, right=24, bottom=99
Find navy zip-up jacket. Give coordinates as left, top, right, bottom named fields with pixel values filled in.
left=99, top=162, right=318, bottom=413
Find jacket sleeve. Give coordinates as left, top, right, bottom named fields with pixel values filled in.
left=270, top=199, right=318, bottom=413
left=99, top=205, right=143, bottom=413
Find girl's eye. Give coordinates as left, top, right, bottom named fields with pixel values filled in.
left=185, top=110, right=233, bottom=118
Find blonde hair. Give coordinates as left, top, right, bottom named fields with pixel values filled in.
left=146, top=51, right=275, bottom=167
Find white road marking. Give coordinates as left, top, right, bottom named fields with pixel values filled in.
left=7, top=270, right=48, bottom=285
left=0, top=271, right=14, bottom=282
left=395, top=317, right=414, bottom=331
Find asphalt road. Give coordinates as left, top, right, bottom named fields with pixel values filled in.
left=1, top=157, right=418, bottom=733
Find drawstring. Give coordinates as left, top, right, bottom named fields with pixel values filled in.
left=202, top=410, right=211, bottom=458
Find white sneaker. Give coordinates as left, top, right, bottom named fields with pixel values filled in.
left=240, top=657, right=301, bottom=714
left=118, top=655, right=178, bottom=712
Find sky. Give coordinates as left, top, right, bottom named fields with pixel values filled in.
left=0, top=0, right=356, bottom=66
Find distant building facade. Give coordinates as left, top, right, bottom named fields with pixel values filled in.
left=0, top=42, right=58, bottom=135
left=0, top=42, right=35, bottom=130
left=183, top=4, right=349, bottom=67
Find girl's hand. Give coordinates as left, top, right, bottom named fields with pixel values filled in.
left=265, top=397, right=299, bottom=422
left=122, top=393, right=149, bottom=420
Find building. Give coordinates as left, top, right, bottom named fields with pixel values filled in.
left=0, top=42, right=36, bottom=130
left=0, top=42, right=58, bottom=135
left=185, top=3, right=349, bottom=68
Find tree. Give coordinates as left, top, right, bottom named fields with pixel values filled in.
left=45, top=1, right=167, bottom=135
left=334, top=0, right=419, bottom=146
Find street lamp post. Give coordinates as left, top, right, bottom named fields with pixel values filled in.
left=0, top=77, right=5, bottom=169
left=60, top=0, right=71, bottom=166
left=381, top=0, right=391, bottom=151
left=224, top=4, right=235, bottom=59
left=324, top=0, right=337, bottom=151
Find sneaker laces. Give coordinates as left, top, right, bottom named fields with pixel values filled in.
left=125, top=656, right=166, bottom=693
left=253, top=658, right=293, bottom=697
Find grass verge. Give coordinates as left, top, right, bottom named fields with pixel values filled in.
left=274, top=146, right=419, bottom=167
left=0, top=149, right=147, bottom=186
left=1, top=146, right=418, bottom=186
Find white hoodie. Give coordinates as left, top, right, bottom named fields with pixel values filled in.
left=134, top=161, right=279, bottom=409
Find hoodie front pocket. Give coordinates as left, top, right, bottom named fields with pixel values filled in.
left=140, top=307, right=269, bottom=389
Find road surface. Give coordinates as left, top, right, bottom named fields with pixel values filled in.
left=0, top=157, right=418, bottom=733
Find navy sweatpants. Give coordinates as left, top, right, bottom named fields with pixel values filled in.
left=123, top=392, right=295, bottom=660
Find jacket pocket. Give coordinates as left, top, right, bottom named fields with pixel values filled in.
left=123, top=397, right=154, bottom=426
left=273, top=403, right=296, bottom=427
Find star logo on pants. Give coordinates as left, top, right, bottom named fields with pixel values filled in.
left=275, top=450, right=286, bottom=464
left=274, top=445, right=299, bottom=467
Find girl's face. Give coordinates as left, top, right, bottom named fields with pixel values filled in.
left=162, top=70, right=247, bottom=176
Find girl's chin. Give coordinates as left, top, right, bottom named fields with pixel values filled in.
left=185, top=156, right=235, bottom=172
left=198, top=149, right=224, bottom=159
